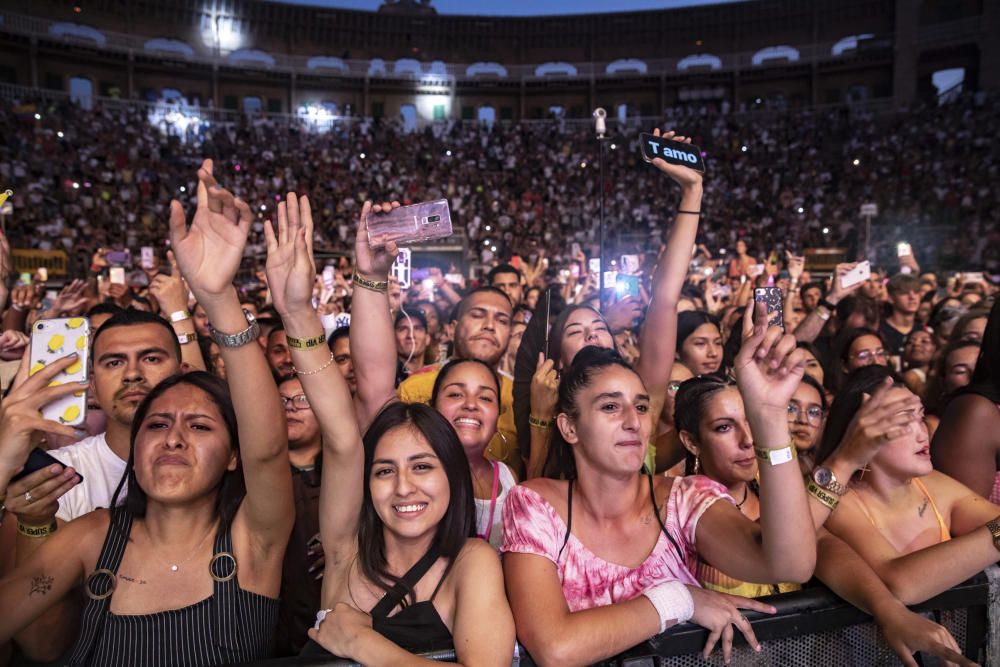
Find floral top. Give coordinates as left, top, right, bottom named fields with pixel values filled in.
left=501, top=475, right=727, bottom=612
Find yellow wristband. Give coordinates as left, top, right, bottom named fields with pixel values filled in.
left=352, top=271, right=388, bottom=293
left=17, top=519, right=57, bottom=538
left=806, top=480, right=840, bottom=512
left=528, top=415, right=554, bottom=429
left=287, top=333, right=327, bottom=350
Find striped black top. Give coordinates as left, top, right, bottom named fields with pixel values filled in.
left=67, top=509, right=279, bottom=667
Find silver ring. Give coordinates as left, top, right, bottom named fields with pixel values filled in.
left=313, top=608, right=333, bottom=631
left=24, top=491, right=34, bottom=503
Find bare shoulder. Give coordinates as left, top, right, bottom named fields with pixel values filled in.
left=519, top=477, right=567, bottom=504
left=453, top=539, right=501, bottom=575
left=55, top=508, right=111, bottom=569
left=922, top=470, right=992, bottom=505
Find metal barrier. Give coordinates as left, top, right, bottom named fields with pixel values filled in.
left=238, top=573, right=992, bottom=666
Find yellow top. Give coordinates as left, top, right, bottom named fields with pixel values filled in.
left=696, top=560, right=801, bottom=598
left=398, top=365, right=522, bottom=475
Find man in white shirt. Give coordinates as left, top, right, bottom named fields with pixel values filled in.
left=8, top=308, right=182, bottom=530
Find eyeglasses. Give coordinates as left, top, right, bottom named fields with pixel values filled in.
left=852, top=349, right=887, bottom=362
left=787, top=403, right=824, bottom=425
left=281, top=394, right=310, bottom=410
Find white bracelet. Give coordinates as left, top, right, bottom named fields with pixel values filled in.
left=313, top=608, right=333, bottom=630
left=642, top=580, right=694, bottom=633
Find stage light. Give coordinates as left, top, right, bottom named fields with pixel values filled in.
left=446, top=150, right=452, bottom=156
left=485, top=225, right=492, bottom=231
left=797, top=207, right=804, bottom=214
left=823, top=227, right=830, bottom=234
left=260, top=205, right=266, bottom=211
left=57, top=131, right=64, bottom=138
left=853, top=159, right=860, bottom=166
left=610, top=144, right=616, bottom=150
left=741, top=145, right=748, bottom=152
left=72, top=182, right=80, bottom=189
left=484, top=240, right=490, bottom=246
left=359, top=153, right=366, bottom=159
left=34, top=113, right=41, bottom=120
left=179, top=186, right=186, bottom=193
left=491, top=246, right=497, bottom=252
left=580, top=162, right=587, bottom=169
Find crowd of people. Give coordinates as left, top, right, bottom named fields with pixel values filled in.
left=1, top=90, right=999, bottom=280
left=0, top=98, right=996, bottom=667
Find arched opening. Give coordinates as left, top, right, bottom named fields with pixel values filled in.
left=243, top=96, right=263, bottom=115
left=368, top=59, right=387, bottom=76
left=227, top=49, right=274, bottom=68
left=832, top=34, right=874, bottom=57
left=478, top=105, right=496, bottom=125
left=69, top=76, right=93, bottom=110
left=677, top=54, right=722, bottom=72
left=932, top=67, right=965, bottom=102
left=606, top=59, right=647, bottom=75
left=535, top=62, right=577, bottom=77
left=400, top=104, right=418, bottom=132
left=394, top=58, right=422, bottom=76
left=161, top=88, right=184, bottom=104
left=751, top=46, right=800, bottom=67
left=49, top=23, right=107, bottom=46
left=306, top=56, right=348, bottom=74
left=466, top=62, right=507, bottom=78
left=144, top=38, right=194, bottom=58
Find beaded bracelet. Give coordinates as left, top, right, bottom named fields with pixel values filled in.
left=287, top=333, right=327, bottom=350
left=293, top=351, right=337, bottom=376
left=352, top=271, right=388, bottom=293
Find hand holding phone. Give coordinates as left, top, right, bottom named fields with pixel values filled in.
left=840, top=261, right=871, bottom=289
left=639, top=133, right=706, bottom=172
left=753, top=287, right=784, bottom=330
left=367, top=199, right=453, bottom=249
left=29, top=318, right=90, bottom=426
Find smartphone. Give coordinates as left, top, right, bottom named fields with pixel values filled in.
left=570, top=263, right=580, bottom=279
left=896, top=242, right=912, bottom=258
left=754, top=287, right=784, bottom=330
left=639, top=133, right=706, bottom=173
left=588, top=258, right=601, bottom=275
left=367, top=199, right=453, bottom=249
left=603, top=271, right=618, bottom=288
left=749, top=264, right=765, bottom=278
left=841, top=261, right=871, bottom=289
left=109, top=267, right=126, bottom=285
left=571, top=242, right=582, bottom=258
left=391, top=248, right=412, bottom=289
left=616, top=274, right=640, bottom=299
left=620, top=254, right=640, bottom=275
left=29, top=317, right=90, bottom=426
left=322, top=265, right=335, bottom=289
left=37, top=267, right=48, bottom=282
left=421, top=278, right=435, bottom=296
left=140, top=246, right=155, bottom=269
left=10, top=447, right=83, bottom=484
left=106, top=250, right=130, bottom=266
left=445, top=273, right=463, bottom=285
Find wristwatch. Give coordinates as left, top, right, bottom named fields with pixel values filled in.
left=812, top=465, right=849, bottom=496
left=986, top=517, right=1000, bottom=552
left=176, top=332, right=196, bottom=345
left=209, top=309, right=259, bottom=348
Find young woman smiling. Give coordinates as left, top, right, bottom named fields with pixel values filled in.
left=265, top=194, right=514, bottom=665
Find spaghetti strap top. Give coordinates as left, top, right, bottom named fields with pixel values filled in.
left=557, top=474, right=685, bottom=564
left=300, top=544, right=454, bottom=657
left=67, top=509, right=279, bottom=667
left=853, top=478, right=950, bottom=546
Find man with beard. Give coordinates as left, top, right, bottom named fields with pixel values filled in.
left=266, top=323, right=295, bottom=377
left=397, top=287, right=519, bottom=469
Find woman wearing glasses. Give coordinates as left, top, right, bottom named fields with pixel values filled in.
left=787, top=375, right=827, bottom=476
left=832, top=328, right=888, bottom=391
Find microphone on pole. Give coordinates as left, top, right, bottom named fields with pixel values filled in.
left=593, top=107, right=607, bottom=138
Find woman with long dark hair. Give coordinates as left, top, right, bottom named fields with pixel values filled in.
left=264, top=194, right=514, bottom=664
left=503, top=304, right=818, bottom=665
left=932, top=297, right=1000, bottom=501
left=0, top=160, right=292, bottom=666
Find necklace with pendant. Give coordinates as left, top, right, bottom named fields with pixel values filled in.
left=147, top=522, right=216, bottom=573
left=735, top=484, right=750, bottom=511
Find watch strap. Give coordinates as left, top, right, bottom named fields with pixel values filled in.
left=170, top=310, right=192, bottom=322
left=986, top=517, right=1000, bottom=552
left=814, top=467, right=849, bottom=496
left=176, top=332, right=196, bottom=345
left=209, top=309, right=260, bottom=348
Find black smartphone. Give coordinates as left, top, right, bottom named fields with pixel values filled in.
left=753, top=287, right=784, bottom=330
left=639, top=133, right=706, bottom=173
left=10, top=447, right=84, bottom=484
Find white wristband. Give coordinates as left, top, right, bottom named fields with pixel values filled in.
left=642, top=580, right=694, bottom=633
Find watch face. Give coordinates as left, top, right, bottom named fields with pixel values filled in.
left=814, top=467, right=833, bottom=486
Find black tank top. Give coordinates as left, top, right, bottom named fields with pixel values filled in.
left=300, top=544, right=454, bottom=657
left=67, top=509, right=279, bottom=667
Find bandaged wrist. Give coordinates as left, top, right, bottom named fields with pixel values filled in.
left=642, top=580, right=694, bottom=633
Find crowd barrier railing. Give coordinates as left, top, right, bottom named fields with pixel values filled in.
left=236, top=570, right=995, bottom=666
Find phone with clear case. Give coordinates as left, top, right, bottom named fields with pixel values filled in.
left=29, top=317, right=90, bottom=426
left=367, top=199, right=453, bottom=249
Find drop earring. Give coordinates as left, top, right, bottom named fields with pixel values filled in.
left=693, top=455, right=700, bottom=475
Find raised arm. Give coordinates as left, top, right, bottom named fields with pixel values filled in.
left=793, top=262, right=860, bottom=343
left=349, top=201, right=403, bottom=430
left=264, top=193, right=365, bottom=559
left=931, top=393, right=1000, bottom=498
left=168, top=160, right=291, bottom=552
left=149, top=251, right=206, bottom=372
left=635, top=128, right=703, bottom=409
left=695, top=301, right=816, bottom=584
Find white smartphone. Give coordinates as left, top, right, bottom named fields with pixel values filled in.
left=896, top=242, right=912, bottom=258
left=322, top=265, right=335, bottom=289
left=841, top=261, right=872, bottom=289
left=588, top=258, right=601, bottom=275
left=620, top=254, right=640, bottom=275
left=109, top=267, right=126, bottom=285
left=140, top=246, right=155, bottom=269
left=749, top=264, right=765, bottom=278
left=29, top=318, right=90, bottom=426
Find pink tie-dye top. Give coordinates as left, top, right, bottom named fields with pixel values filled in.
left=501, top=476, right=727, bottom=612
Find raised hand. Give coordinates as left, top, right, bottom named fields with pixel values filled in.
left=530, top=353, right=559, bottom=421
left=168, top=159, right=253, bottom=298
left=264, top=193, right=316, bottom=318
left=649, top=128, right=703, bottom=191
left=734, top=300, right=806, bottom=417
left=785, top=251, right=805, bottom=284
left=49, top=279, right=89, bottom=317
left=148, top=251, right=190, bottom=315
left=0, top=330, right=29, bottom=361
left=829, top=377, right=923, bottom=475
left=355, top=201, right=400, bottom=280
left=687, top=586, right=775, bottom=663
left=827, top=262, right=862, bottom=305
